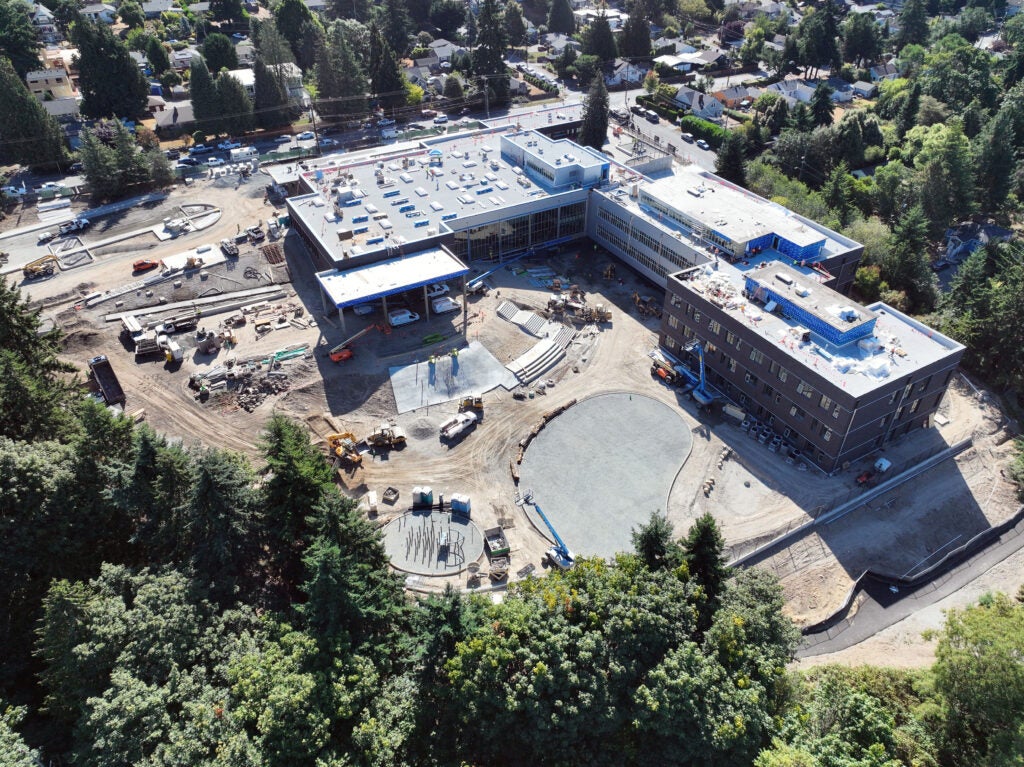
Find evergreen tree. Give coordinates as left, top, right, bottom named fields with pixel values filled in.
left=215, top=70, right=255, bottom=134
left=841, top=11, right=881, bottom=67
left=275, top=0, right=317, bottom=61
left=822, top=161, right=855, bottom=226
left=619, top=4, right=652, bottom=58
left=681, top=512, right=729, bottom=635
left=72, top=20, right=149, bottom=118
left=145, top=36, right=170, bottom=76
left=111, top=118, right=149, bottom=186
left=443, top=73, right=463, bottom=99
left=0, top=0, right=40, bottom=79
left=810, top=82, right=834, bottom=127
left=0, top=57, right=67, bottom=169
left=796, top=1, right=841, bottom=78
left=577, top=74, right=609, bottom=151
left=974, top=109, right=1016, bottom=211
left=211, top=0, right=244, bottom=19
left=78, top=123, right=121, bottom=198
left=582, top=12, right=617, bottom=62
left=631, top=512, right=683, bottom=570
left=464, top=5, right=478, bottom=46
left=473, top=0, right=508, bottom=105
left=897, top=0, right=929, bottom=48
left=118, top=0, right=145, bottom=28
left=203, top=32, right=238, bottom=72
left=430, top=0, right=464, bottom=40
left=504, top=2, right=527, bottom=50
left=379, top=0, right=411, bottom=55
left=188, top=56, right=218, bottom=134
left=547, top=0, right=575, bottom=35
left=368, top=22, right=408, bottom=109
left=715, top=130, right=748, bottom=186
left=883, top=204, right=937, bottom=310
left=254, top=60, right=292, bottom=129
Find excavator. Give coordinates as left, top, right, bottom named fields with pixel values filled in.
left=329, top=323, right=387, bottom=362
left=23, top=255, right=59, bottom=279
left=325, top=432, right=363, bottom=465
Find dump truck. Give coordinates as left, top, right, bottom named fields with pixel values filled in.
left=365, top=424, right=407, bottom=449
left=440, top=411, right=478, bottom=441
left=23, top=255, right=58, bottom=279
left=88, top=355, right=126, bottom=406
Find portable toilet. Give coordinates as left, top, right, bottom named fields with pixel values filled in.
left=420, top=486, right=433, bottom=506
left=412, top=486, right=423, bottom=505
left=451, top=494, right=471, bottom=517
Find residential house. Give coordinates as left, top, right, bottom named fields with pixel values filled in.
left=129, top=50, right=149, bottom=72
left=42, top=46, right=78, bottom=74
left=155, top=100, right=195, bottom=135
left=302, top=0, right=327, bottom=12
left=825, top=77, right=854, bottom=103
left=147, top=94, right=167, bottom=114
left=763, top=33, right=787, bottom=52
left=414, top=53, right=440, bottom=70
left=672, top=85, right=724, bottom=120
left=846, top=4, right=896, bottom=25
left=539, top=33, right=581, bottom=57
left=28, top=3, right=60, bottom=42
left=726, top=0, right=785, bottom=19
left=227, top=63, right=305, bottom=102
left=171, top=47, right=201, bottom=70
left=654, top=54, right=694, bottom=73
left=766, top=79, right=817, bottom=105
left=80, top=3, right=117, bottom=23
left=944, top=222, right=1013, bottom=262
left=142, top=0, right=180, bottom=17
left=653, top=37, right=697, bottom=54
left=713, top=84, right=763, bottom=108
left=428, top=38, right=463, bottom=62
left=605, top=59, right=646, bottom=87
left=851, top=80, right=877, bottom=98
left=236, top=40, right=256, bottom=66
left=26, top=67, right=80, bottom=118
left=678, top=48, right=729, bottom=71
left=869, top=62, right=899, bottom=81
left=573, top=8, right=627, bottom=29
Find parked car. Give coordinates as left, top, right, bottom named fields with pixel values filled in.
left=644, top=109, right=660, bottom=123
left=388, top=308, right=420, bottom=327
left=164, top=149, right=180, bottom=159
left=296, top=130, right=315, bottom=140
left=352, top=302, right=376, bottom=316
left=630, top=105, right=646, bottom=116
left=376, top=118, right=396, bottom=127
left=232, top=32, right=247, bottom=39
left=696, top=139, right=710, bottom=150
left=69, top=162, right=84, bottom=172
left=318, top=137, right=339, bottom=147
left=59, top=217, right=90, bottom=235
left=189, top=144, right=213, bottom=154
left=1, top=185, right=27, bottom=198
left=177, top=157, right=200, bottom=166
left=133, top=259, right=161, bottom=272
left=425, top=283, right=450, bottom=298
left=407, top=122, right=426, bottom=130
left=37, top=231, right=57, bottom=243
left=220, top=238, right=239, bottom=257
left=432, top=296, right=460, bottom=314
left=433, top=115, right=448, bottom=124
left=681, top=132, right=694, bottom=143
left=274, top=134, right=294, bottom=143
left=217, top=140, right=241, bottom=150
left=206, top=157, right=225, bottom=166
left=246, top=226, right=265, bottom=243
left=610, top=108, right=628, bottom=122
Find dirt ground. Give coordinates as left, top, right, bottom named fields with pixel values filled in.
left=6, top=170, right=1022, bottom=667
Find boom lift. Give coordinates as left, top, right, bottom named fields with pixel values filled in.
left=524, top=492, right=575, bottom=570
left=685, top=341, right=715, bottom=407
left=329, top=323, right=386, bottom=362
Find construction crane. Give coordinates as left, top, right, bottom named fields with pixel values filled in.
left=22, top=255, right=59, bottom=279
left=524, top=492, right=575, bottom=570
left=329, top=323, right=385, bottom=362
left=684, top=341, right=715, bottom=407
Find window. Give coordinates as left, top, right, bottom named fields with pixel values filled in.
left=749, top=349, right=765, bottom=365
left=889, top=391, right=898, bottom=405
left=823, top=427, right=832, bottom=442
left=790, top=405, right=806, bottom=420
left=665, top=336, right=676, bottom=349
left=833, top=406, right=840, bottom=419
left=896, top=406, right=904, bottom=420
left=709, top=320, right=721, bottom=335
left=763, top=383, right=775, bottom=397
left=726, top=356, right=737, bottom=372
left=796, top=381, right=813, bottom=398
left=693, top=311, right=701, bottom=323
left=778, top=367, right=788, bottom=383
left=910, top=398, right=920, bottom=414
left=744, top=372, right=758, bottom=387
left=682, top=326, right=694, bottom=339
left=668, top=315, right=679, bottom=329
left=879, top=416, right=887, bottom=428
left=769, top=361, right=779, bottom=375
left=725, top=331, right=737, bottom=346
left=670, top=294, right=684, bottom=308
left=820, top=394, right=833, bottom=411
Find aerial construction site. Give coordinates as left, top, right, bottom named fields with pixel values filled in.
left=3, top=108, right=1021, bottom=667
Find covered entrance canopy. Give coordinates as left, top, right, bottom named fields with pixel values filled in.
left=316, top=246, right=470, bottom=329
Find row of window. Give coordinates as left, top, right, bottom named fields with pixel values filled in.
left=596, top=204, right=700, bottom=273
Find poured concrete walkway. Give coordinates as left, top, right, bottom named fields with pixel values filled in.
left=519, top=393, right=693, bottom=559
left=389, top=340, right=517, bottom=414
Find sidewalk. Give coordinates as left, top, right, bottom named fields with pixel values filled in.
left=0, top=191, right=169, bottom=241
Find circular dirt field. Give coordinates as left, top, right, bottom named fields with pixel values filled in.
left=382, top=510, right=485, bottom=576
left=519, top=393, right=693, bottom=559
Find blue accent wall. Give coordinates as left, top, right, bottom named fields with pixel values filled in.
left=745, top=277, right=876, bottom=346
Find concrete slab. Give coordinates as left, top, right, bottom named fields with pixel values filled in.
left=382, top=510, right=484, bottom=575
left=518, top=393, right=693, bottom=559
left=389, top=340, right=518, bottom=414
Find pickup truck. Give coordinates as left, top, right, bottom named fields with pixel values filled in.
left=440, top=411, right=477, bottom=441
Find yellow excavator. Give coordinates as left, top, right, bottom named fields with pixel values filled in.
left=325, top=432, right=363, bottom=465
left=23, top=255, right=59, bottom=279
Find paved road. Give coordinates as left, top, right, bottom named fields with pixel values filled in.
left=798, top=515, right=1024, bottom=657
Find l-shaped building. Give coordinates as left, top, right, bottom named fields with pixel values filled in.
left=279, top=105, right=963, bottom=473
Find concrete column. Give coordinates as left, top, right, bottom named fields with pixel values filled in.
left=461, top=274, right=468, bottom=340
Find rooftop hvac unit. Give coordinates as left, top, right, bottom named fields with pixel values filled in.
left=630, top=182, right=639, bottom=198
left=774, top=272, right=793, bottom=286
left=794, top=284, right=810, bottom=297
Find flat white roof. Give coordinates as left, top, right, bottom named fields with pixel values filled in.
left=317, top=247, right=469, bottom=308
left=643, top=169, right=826, bottom=248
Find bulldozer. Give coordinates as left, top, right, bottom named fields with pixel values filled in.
left=23, top=255, right=58, bottom=279
left=325, top=432, right=363, bottom=465
left=365, top=424, right=407, bottom=449
left=458, top=394, right=483, bottom=413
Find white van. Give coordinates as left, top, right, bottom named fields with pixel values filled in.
left=230, top=146, right=258, bottom=161
left=388, top=308, right=420, bottom=327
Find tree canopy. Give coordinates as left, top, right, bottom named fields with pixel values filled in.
left=72, top=20, right=149, bottom=119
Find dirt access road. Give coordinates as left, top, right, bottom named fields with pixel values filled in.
left=7, top=172, right=1021, bottom=668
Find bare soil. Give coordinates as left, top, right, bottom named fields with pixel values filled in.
left=9, top=171, right=1021, bottom=666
